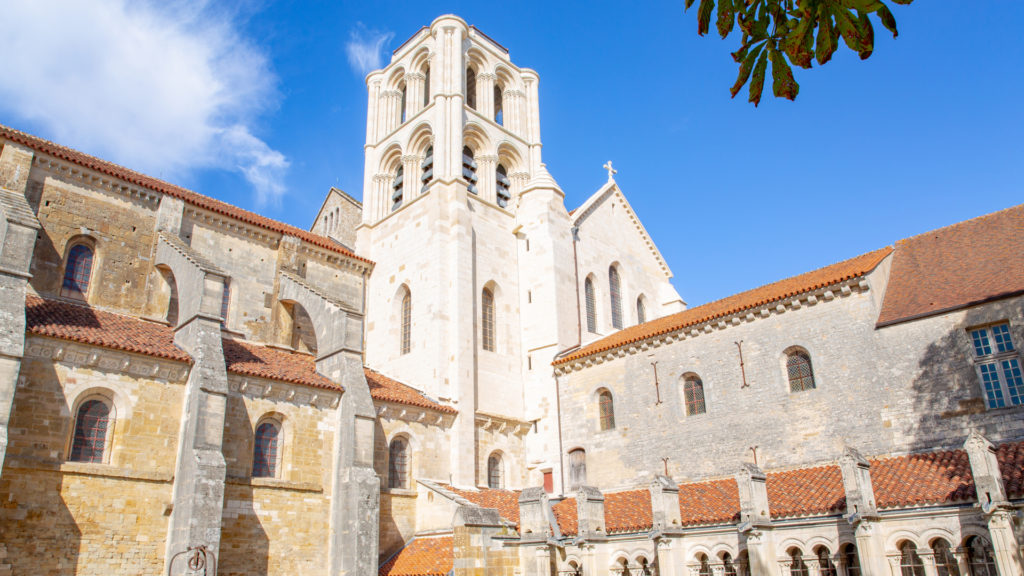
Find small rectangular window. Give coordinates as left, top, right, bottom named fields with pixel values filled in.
left=528, top=290, right=532, bottom=303
left=527, top=356, right=532, bottom=370
left=970, top=323, right=1023, bottom=408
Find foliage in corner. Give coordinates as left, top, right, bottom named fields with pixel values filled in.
left=684, top=0, right=914, bottom=106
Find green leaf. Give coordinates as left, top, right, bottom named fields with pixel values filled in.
left=684, top=0, right=697, bottom=9
left=770, top=47, right=800, bottom=100
left=889, top=0, right=914, bottom=5
left=717, top=0, right=736, bottom=38
left=698, top=0, right=716, bottom=36
left=731, top=42, right=764, bottom=97
left=732, top=43, right=750, bottom=64
left=749, top=47, right=770, bottom=106
left=857, top=10, right=875, bottom=59
left=816, top=9, right=837, bottom=65
left=782, top=13, right=815, bottom=68
left=832, top=6, right=868, bottom=52
left=876, top=4, right=897, bottom=37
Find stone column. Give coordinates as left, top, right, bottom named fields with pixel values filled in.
left=839, top=447, right=887, bottom=576
left=402, top=154, right=421, bottom=204
left=0, top=142, right=39, bottom=478
left=478, top=72, right=496, bottom=120
left=575, top=485, right=607, bottom=540
left=476, top=154, right=497, bottom=203
left=406, top=71, right=425, bottom=118
left=853, top=520, right=888, bottom=576
left=964, top=432, right=1024, bottom=576
left=505, top=88, right=525, bottom=135
left=736, top=464, right=774, bottom=575
left=373, top=173, right=390, bottom=220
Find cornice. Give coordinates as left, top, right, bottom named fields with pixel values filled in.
left=475, top=411, right=532, bottom=436
left=24, top=335, right=190, bottom=383
left=227, top=373, right=341, bottom=410
left=33, top=155, right=161, bottom=206
left=375, top=402, right=455, bottom=427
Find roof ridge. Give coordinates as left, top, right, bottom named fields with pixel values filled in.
left=894, top=203, right=1024, bottom=246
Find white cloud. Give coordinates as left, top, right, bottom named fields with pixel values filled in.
left=0, top=0, right=289, bottom=206
left=345, top=24, right=394, bottom=77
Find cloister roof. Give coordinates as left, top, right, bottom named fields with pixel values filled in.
left=378, top=535, right=453, bottom=576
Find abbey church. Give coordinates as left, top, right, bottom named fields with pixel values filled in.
left=0, top=14, right=1022, bottom=576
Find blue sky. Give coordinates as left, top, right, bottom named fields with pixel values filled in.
left=2, top=1, right=1021, bottom=307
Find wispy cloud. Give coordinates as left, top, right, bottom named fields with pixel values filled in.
left=345, top=23, right=394, bottom=77
left=0, top=0, right=289, bottom=206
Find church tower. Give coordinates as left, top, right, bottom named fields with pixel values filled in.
left=356, top=15, right=577, bottom=488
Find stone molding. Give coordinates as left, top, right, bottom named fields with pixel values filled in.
left=375, top=402, right=454, bottom=426
left=32, top=155, right=162, bottom=205
left=24, top=335, right=190, bottom=383
left=228, top=374, right=341, bottom=410
left=475, top=411, right=532, bottom=436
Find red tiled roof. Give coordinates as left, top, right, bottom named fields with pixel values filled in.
left=677, top=477, right=740, bottom=527
left=554, top=247, right=892, bottom=365
left=551, top=497, right=578, bottom=536
left=379, top=535, right=453, bottom=576
left=444, top=485, right=521, bottom=527
left=870, top=449, right=974, bottom=509
left=365, top=368, right=457, bottom=414
left=25, top=294, right=191, bottom=362
left=222, top=339, right=340, bottom=391
left=604, top=489, right=652, bottom=534
left=0, top=123, right=371, bottom=265
left=997, top=441, right=1024, bottom=498
left=767, top=465, right=846, bottom=518
left=877, top=204, right=1024, bottom=327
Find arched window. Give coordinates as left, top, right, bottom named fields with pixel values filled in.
left=683, top=374, right=706, bottom=416
left=495, top=164, right=511, bottom=208
left=487, top=452, right=503, bottom=489
left=220, top=278, right=231, bottom=328
left=252, top=420, right=280, bottom=478
left=423, top=64, right=431, bottom=107
left=70, top=398, right=111, bottom=463
left=965, top=536, right=997, bottom=576
left=786, top=349, right=816, bottom=392
left=697, top=553, right=712, bottom=576
left=841, top=544, right=861, bottom=576
left=400, top=287, right=412, bottom=355
left=898, top=541, right=925, bottom=576
left=465, top=67, right=476, bottom=109
left=639, top=558, right=653, bottom=576
left=568, top=448, right=586, bottom=491
left=400, top=83, right=407, bottom=123
left=738, top=551, right=750, bottom=576
left=788, top=548, right=809, bottom=576
left=481, top=287, right=496, bottom=352
left=462, top=146, right=478, bottom=194
left=598, top=390, right=615, bottom=430
left=584, top=277, right=597, bottom=333
left=420, top=146, right=433, bottom=193
left=931, top=539, right=960, bottom=576
left=636, top=296, right=646, bottom=324
left=61, top=243, right=94, bottom=299
left=566, top=561, right=581, bottom=576
left=388, top=437, right=410, bottom=489
left=609, top=266, right=623, bottom=329
left=392, top=164, right=404, bottom=211
left=815, top=547, right=836, bottom=576
left=494, top=84, right=503, bottom=125
left=722, top=553, right=737, bottom=576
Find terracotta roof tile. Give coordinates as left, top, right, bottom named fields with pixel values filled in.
left=554, top=247, right=892, bottom=365
left=551, top=497, right=578, bottom=536
left=877, top=204, right=1024, bottom=326
left=604, top=489, right=652, bottom=534
left=677, top=477, right=741, bottom=526
left=379, top=535, right=453, bottom=576
left=365, top=368, right=457, bottom=414
left=25, top=294, right=191, bottom=362
left=0, top=123, right=371, bottom=265
left=222, top=339, right=340, bottom=391
left=997, top=441, right=1024, bottom=499
left=444, top=485, right=521, bottom=527
left=767, top=465, right=846, bottom=518
left=870, top=449, right=974, bottom=509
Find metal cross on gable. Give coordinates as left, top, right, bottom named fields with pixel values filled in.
left=603, top=160, right=617, bottom=181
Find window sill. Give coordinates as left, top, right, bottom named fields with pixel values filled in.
left=383, top=488, right=418, bottom=497
left=226, top=475, right=322, bottom=492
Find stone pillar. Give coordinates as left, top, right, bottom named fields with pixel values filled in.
left=0, top=142, right=39, bottom=478
left=520, top=70, right=542, bottom=168
left=401, top=154, right=421, bottom=204
left=406, top=71, right=425, bottom=118
left=839, top=447, right=886, bottom=576
left=519, top=487, right=551, bottom=541
left=505, top=88, right=525, bottom=135
left=478, top=72, right=496, bottom=120
left=656, top=537, right=685, bottom=576
left=964, top=432, right=1024, bottom=576
left=736, top=464, right=774, bottom=575
left=476, top=154, right=497, bottom=203
left=853, top=520, right=888, bottom=576
left=575, top=485, right=607, bottom=540
left=649, top=475, right=682, bottom=530
left=367, top=77, right=382, bottom=143
left=452, top=507, right=517, bottom=576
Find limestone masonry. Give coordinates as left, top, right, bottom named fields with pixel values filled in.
left=0, top=13, right=1022, bottom=576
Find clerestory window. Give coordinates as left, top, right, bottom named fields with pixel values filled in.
left=609, top=266, right=623, bottom=329
left=970, top=323, right=1023, bottom=408
left=786, top=349, right=816, bottom=392
left=684, top=374, right=706, bottom=416
left=584, top=277, right=597, bottom=333
left=61, top=243, right=94, bottom=300
left=70, top=398, right=111, bottom=463
left=598, top=389, right=615, bottom=430
left=462, top=146, right=478, bottom=195
left=252, top=420, right=280, bottom=478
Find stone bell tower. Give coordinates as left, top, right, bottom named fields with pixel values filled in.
left=356, top=15, right=578, bottom=488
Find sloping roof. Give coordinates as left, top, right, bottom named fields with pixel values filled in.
left=604, top=489, right=653, bottom=534
left=555, top=247, right=892, bottom=366
left=365, top=368, right=457, bottom=414
left=443, top=485, right=521, bottom=527
left=551, top=497, right=578, bottom=536
left=870, top=449, right=975, bottom=509
left=222, top=339, right=340, bottom=391
left=877, top=204, right=1024, bottom=326
left=678, top=477, right=741, bottom=527
left=378, top=535, right=453, bottom=576
left=0, top=123, right=371, bottom=265
left=25, top=294, right=191, bottom=362
left=998, top=441, right=1024, bottom=499
left=767, top=465, right=846, bottom=518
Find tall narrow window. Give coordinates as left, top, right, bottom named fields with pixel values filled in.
left=220, top=279, right=231, bottom=328
left=931, top=540, right=960, bottom=576
left=61, top=244, right=94, bottom=299
left=462, top=146, right=478, bottom=194
left=815, top=547, right=837, bottom=576
left=420, top=146, right=434, bottom=193
left=609, top=266, right=623, bottom=329
left=584, top=277, right=597, bottom=333
left=965, top=536, right=997, bottom=576
left=841, top=544, right=861, bottom=576
left=684, top=374, right=707, bottom=416
left=70, top=399, right=110, bottom=463
left=482, top=287, right=496, bottom=352
left=722, top=553, right=737, bottom=576
left=400, top=287, right=412, bottom=355
left=789, top=549, right=809, bottom=576
left=400, top=83, right=407, bottom=123
left=598, top=390, right=615, bottom=430
left=636, top=296, right=647, bottom=324
left=496, top=164, right=511, bottom=208
left=786, top=349, right=816, bottom=392
left=252, top=421, right=280, bottom=478
left=388, top=437, right=410, bottom=489
left=487, top=453, right=503, bottom=489
left=697, top=554, right=712, bottom=576
left=392, top=164, right=404, bottom=211
left=423, top=65, right=430, bottom=107
left=567, top=448, right=586, bottom=491
left=898, top=542, right=925, bottom=576
left=465, top=67, right=476, bottom=109
left=970, top=323, right=1023, bottom=408
left=494, top=84, right=503, bottom=125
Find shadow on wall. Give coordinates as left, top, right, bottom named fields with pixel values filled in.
left=373, top=418, right=406, bottom=563
left=217, top=483, right=270, bottom=576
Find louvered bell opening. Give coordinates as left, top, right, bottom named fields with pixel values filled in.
left=393, top=173, right=403, bottom=187
left=497, top=186, right=511, bottom=201
left=392, top=187, right=404, bottom=202
left=468, top=183, right=478, bottom=195
left=462, top=153, right=477, bottom=170
left=497, top=174, right=511, bottom=187
left=462, top=167, right=478, bottom=182
left=422, top=153, right=433, bottom=169
left=420, top=167, right=433, bottom=183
